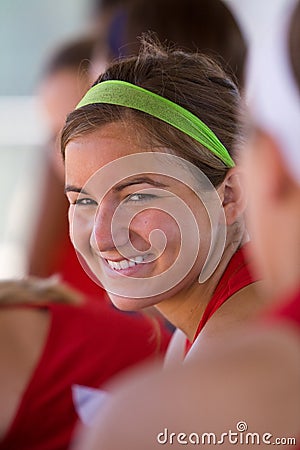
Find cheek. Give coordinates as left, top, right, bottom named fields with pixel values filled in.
left=68, top=205, right=94, bottom=253
left=130, top=202, right=213, bottom=264
left=131, top=210, right=181, bottom=249
left=191, top=202, right=212, bottom=253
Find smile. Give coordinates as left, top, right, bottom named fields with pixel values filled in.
left=105, top=255, right=149, bottom=271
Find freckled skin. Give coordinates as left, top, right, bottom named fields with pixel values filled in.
left=65, top=122, right=211, bottom=312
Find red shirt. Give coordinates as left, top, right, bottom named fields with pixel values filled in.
left=268, top=287, right=300, bottom=329
left=267, top=287, right=300, bottom=449
left=186, top=244, right=255, bottom=353
left=53, top=237, right=106, bottom=301
left=0, top=299, right=171, bottom=450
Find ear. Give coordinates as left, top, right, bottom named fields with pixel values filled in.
left=219, top=168, right=246, bottom=226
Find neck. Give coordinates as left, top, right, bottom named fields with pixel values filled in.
left=156, top=232, right=248, bottom=341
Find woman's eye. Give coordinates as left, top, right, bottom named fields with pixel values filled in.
left=73, top=198, right=97, bottom=206
left=125, top=193, right=157, bottom=203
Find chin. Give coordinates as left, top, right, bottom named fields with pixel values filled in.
left=107, top=292, right=163, bottom=311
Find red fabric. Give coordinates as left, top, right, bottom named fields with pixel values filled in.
left=186, top=243, right=255, bottom=354
left=0, top=299, right=171, bottom=450
left=266, top=287, right=300, bottom=450
left=53, top=237, right=107, bottom=301
left=267, top=287, right=300, bottom=329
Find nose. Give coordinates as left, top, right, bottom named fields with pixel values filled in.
left=91, top=199, right=129, bottom=253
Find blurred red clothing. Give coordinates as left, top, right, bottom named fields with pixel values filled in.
left=0, top=298, right=171, bottom=450
left=186, top=243, right=255, bottom=354
left=51, top=236, right=106, bottom=301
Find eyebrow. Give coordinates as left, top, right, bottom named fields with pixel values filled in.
left=64, top=185, right=89, bottom=195
left=64, top=177, right=168, bottom=196
left=113, top=176, right=168, bottom=191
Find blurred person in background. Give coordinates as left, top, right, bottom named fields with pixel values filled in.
left=0, top=276, right=170, bottom=450
left=75, top=1, right=300, bottom=448
left=91, top=0, right=246, bottom=88
left=28, top=36, right=107, bottom=300
left=88, top=0, right=129, bottom=78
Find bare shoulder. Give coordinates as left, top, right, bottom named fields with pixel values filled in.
left=0, top=307, right=50, bottom=438
left=79, top=323, right=300, bottom=450
left=184, top=281, right=273, bottom=359
left=0, top=307, right=50, bottom=358
left=204, top=281, right=272, bottom=333
left=163, top=328, right=186, bottom=368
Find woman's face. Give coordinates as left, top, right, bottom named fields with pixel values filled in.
left=65, top=122, right=224, bottom=310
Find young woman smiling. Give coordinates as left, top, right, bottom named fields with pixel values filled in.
left=61, top=40, right=268, bottom=362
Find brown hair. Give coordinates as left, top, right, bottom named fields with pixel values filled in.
left=0, top=276, right=83, bottom=306
left=290, top=0, right=300, bottom=90
left=61, top=39, right=244, bottom=187
left=123, top=0, right=246, bottom=87
left=92, top=0, right=246, bottom=87
left=42, top=35, right=96, bottom=79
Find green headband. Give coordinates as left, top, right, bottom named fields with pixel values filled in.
left=76, top=80, right=235, bottom=168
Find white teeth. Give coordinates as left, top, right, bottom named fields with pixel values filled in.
left=119, top=260, right=129, bottom=269
left=134, top=256, right=143, bottom=263
left=106, top=255, right=147, bottom=271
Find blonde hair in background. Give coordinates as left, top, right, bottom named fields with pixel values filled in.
left=0, top=276, right=83, bottom=306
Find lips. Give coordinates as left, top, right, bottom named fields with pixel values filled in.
left=105, top=255, right=148, bottom=271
